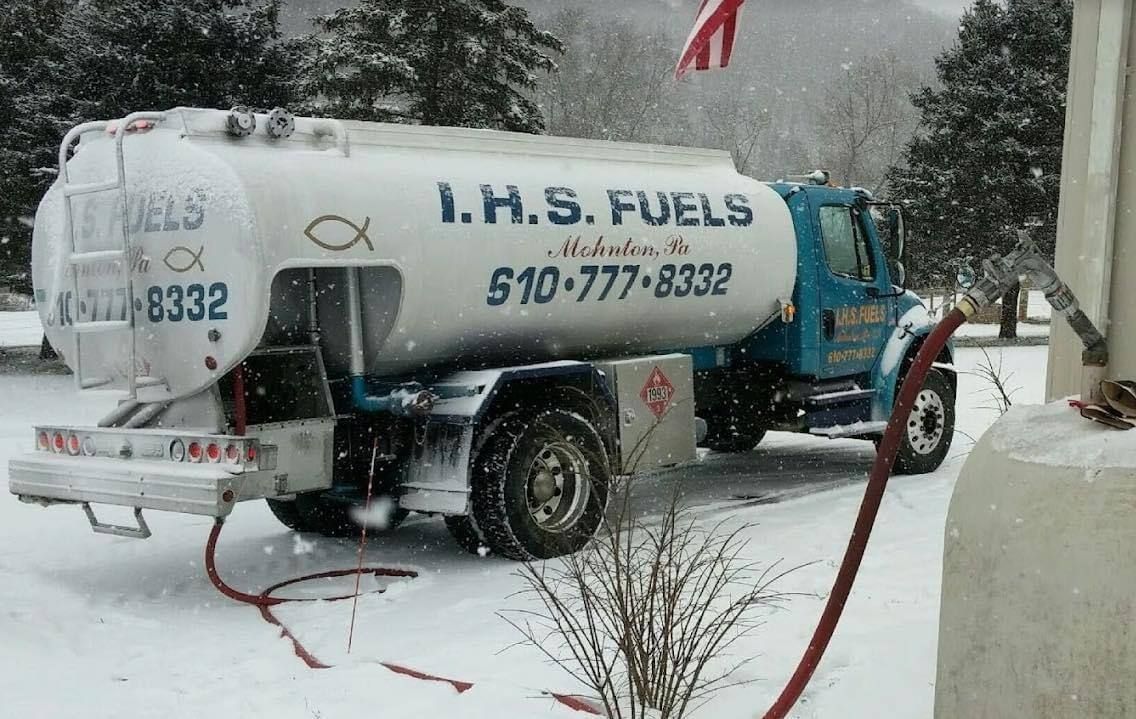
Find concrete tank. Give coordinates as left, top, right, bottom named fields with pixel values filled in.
left=33, top=108, right=797, bottom=399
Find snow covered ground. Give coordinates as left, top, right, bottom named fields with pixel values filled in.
left=923, top=290, right=1054, bottom=323
left=0, top=345, right=1048, bottom=718
left=0, top=310, right=43, bottom=348
left=954, top=321, right=1050, bottom=338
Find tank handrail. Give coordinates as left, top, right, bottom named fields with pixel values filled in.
left=57, top=121, right=111, bottom=174
left=113, top=112, right=166, bottom=400
left=311, top=118, right=350, bottom=157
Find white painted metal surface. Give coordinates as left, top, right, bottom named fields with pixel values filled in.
left=33, top=108, right=798, bottom=401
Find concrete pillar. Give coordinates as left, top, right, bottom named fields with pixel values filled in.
left=937, top=2, right=1136, bottom=716
left=1048, top=0, right=1133, bottom=399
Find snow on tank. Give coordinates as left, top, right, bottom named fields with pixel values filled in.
left=33, top=108, right=797, bottom=401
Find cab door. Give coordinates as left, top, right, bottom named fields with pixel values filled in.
left=814, top=197, right=894, bottom=379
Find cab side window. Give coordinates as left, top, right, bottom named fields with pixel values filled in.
left=819, top=206, right=875, bottom=281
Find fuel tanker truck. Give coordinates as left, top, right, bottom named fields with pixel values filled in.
left=7, top=107, right=955, bottom=560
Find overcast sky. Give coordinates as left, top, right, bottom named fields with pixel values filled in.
left=913, top=0, right=970, bottom=14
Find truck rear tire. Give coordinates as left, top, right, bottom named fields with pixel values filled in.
left=265, top=497, right=306, bottom=530
left=469, top=409, right=610, bottom=560
left=265, top=492, right=408, bottom=537
left=444, top=515, right=487, bottom=555
left=891, top=369, right=955, bottom=475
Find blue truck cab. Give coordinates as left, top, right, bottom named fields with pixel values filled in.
left=692, top=179, right=955, bottom=474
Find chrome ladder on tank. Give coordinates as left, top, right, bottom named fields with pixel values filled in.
left=58, top=111, right=166, bottom=399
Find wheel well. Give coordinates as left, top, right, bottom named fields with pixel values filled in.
left=475, top=373, right=618, bottom=462
left=899, top=336, right=957, bottom=395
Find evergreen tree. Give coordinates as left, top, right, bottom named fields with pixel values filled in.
left=56, top=0, right=295, bottom=120
left=298, top=0, right=562, bottom=133
left=890, top=0, right=1072, bottom=338
left=0, top=0, right=293, bottom=293
left=0, top=0, right=71, bottom=291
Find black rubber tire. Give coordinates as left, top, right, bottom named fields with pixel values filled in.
left=265, top=497, right=306, bottom=530
left=265, top=492, right=408, bottom=537
left=470, top=409, right=610, bottom=561
left=891, top=369, right=955, bottom=475
left=444, top=515, right=487, bottom=555
left=702, top=410, right=767, bottom=453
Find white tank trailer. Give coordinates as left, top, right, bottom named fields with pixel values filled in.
left=9, top=108, right=954, bottom=559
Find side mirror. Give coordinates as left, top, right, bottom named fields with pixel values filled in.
left=957, top=265, right=977, bottom=290
left=887, top=207, right=905, bottom=262
left=888, top=258, right=907, bottom=289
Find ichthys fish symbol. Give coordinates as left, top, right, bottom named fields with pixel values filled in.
left=304, top=215, right=374, bottom=252
left=163, top=245, right=205, bottom=273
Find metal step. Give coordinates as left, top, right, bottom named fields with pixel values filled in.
left=70, top=249, right=125, bottom=265
left=63, top=179, right=120, bottom=197
left=83, top=504, right=152, bottom=539
left=80, top=376, right=164, bottom=391
left=809, top=420, right=889, bottom=439
left=806, top=388, right=877, bottom=406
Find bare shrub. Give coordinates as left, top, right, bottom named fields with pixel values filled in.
left=970, top=345, right=1018, bottom=416
left=502, top=464, right=796, bottom=718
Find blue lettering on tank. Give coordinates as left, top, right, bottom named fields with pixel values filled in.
left=637, top=191, right=671, bottom=226
left=162, top=195, right=180, bottom=232
left=481, top=184, right=524, bottom=224
left=144, top=195, right=165, bottom=233
left=608, top=190, right=636, bottom=225
left=671, top=192, right=700, bottom=227
left=699, top=194, right=725, bottom=227
left=437, top=181, right=456, bottom=223
left=725, top=194, right=753, bottom=227
left=182, top=189, right=206, bottom=231
left=436, top=182, right=756, bottom=230
left=545, top=187, right=581, bottom=225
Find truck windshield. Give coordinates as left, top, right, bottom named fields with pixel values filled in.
left=819, top=206, right=875, bottom=281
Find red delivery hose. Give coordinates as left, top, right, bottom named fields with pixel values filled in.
left=761, top=307, right=967, bottom=719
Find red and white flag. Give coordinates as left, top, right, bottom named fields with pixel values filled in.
left=674, top=0, right=746, bottom=80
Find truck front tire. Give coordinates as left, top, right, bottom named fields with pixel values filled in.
left=702, top=411, right=767, bottom=453
left=465, top=409, right=610, bottom=560
left=704, top=427, right=766, bottom=453
left=891, top=369, right=955, bottom=475
left=444, top=514, right=486, bottom=555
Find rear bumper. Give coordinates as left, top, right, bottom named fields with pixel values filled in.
left=8, top=453, right=253, bottom=517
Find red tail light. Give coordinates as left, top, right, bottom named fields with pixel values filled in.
left=246, top=445, right=257, bottom=463
left=37, top=431, right=49, bottom=451
left=66, top=434, right=81, bottom=456
left=205, top=443, right=221, bottom=463
left=187, top=441, right=203, bottom=462
left=52, top=432, right=65, bottom=453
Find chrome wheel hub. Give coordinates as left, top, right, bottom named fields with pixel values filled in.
left=526, top=441, right=590, bottom=533
left=906, top=388, right=946, bottom=456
